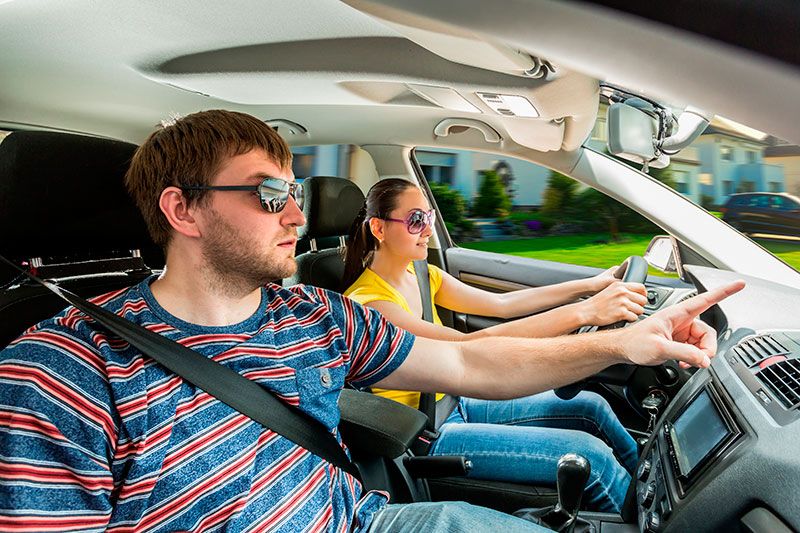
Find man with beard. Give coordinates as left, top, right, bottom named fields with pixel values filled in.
left=0, top=110, right=744, bottom=532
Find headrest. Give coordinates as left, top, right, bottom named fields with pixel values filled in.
left=298, top=176, right=365, bottom=240
left=0, top=131, right=155, bottom=260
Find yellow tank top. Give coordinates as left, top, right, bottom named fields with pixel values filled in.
left=344, top=263, right=446, bottom=409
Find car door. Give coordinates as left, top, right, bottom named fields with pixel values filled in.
left=769, top=195, right=800, bottom=237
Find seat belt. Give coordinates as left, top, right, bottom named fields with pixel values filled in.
left=0, top=255, right=361, bottom=480
left=412, top=261, right=459, bottom=437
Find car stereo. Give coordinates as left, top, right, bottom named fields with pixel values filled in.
left=663, top=385, right=741, bottom=494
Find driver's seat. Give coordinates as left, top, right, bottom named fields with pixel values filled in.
left=287, top=176, right=559, bottom=512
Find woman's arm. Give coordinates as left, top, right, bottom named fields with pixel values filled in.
left=366, top=283, right=645, bottom=341
left=434, top=266, right=621, bottom=319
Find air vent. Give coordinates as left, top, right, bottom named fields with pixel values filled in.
left=757, top=359, right=800, bottom=409
left=676, top=290, right=697, bottom=304
left=733, top=335, right=789, bottom=367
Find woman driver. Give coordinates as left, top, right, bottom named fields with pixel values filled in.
left=342, top=178, right=647, bottom=513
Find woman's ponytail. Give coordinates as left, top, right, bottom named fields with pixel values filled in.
left=341, top=204, right=375, bottom=291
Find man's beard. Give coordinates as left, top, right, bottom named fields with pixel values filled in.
left=200, top=208, right=297, bottom=297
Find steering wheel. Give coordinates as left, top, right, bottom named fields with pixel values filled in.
left=596, top=255, right=649, bottom=330
left=557, top=255, right=685, bottom=406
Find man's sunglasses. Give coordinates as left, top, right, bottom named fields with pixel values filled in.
left=383, top=209, right=436, bottom=234
left=180, top=177, right=304, bottom=213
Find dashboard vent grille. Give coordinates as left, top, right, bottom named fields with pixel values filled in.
left=733, top=335, right=789, bottom=367
left=758, top=359, right=800, bottom=409
left=676, top=290, right=697, bottom=304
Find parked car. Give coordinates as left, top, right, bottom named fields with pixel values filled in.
left=1, top=1, right=799, bottom=532
left=721, top=192, right=800, bottom=237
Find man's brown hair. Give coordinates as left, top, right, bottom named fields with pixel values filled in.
left=125, top=109, right=293, bottom=248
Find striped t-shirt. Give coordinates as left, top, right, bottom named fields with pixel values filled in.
left=0, top=277, right=415, bottom=532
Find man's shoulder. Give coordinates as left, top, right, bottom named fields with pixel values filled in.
left=5, top=282, right=146, bottom=350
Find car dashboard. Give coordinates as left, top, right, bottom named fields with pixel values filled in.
left=628, top=265, right=800, bottom=532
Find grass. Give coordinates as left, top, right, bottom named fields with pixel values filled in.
left=461, top=233, right=800, bottom=275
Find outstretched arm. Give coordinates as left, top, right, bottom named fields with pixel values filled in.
left=374, top=280, right=745, bottom=400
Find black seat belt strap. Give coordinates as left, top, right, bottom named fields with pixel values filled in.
left=0, top=255, right=360, bottom=480
left=412, top=260, right=438, bottom=434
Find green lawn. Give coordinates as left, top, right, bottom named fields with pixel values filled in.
left=461, top=233, right=800, bottom=275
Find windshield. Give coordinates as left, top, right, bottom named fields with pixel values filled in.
left=591, top=104, right=800, bottom=273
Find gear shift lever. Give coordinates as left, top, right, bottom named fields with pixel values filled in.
left=556, top=454, right=591, bottom=520
left=516, top=454, right=596, bottom=533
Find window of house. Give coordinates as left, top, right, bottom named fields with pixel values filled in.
left=421, top=164, right=454, bottom=186
left=739, top=181, right=756, bottom=193
left=721, top=146, right=734, bottom=161
left=724, top=180, right=735, bottom=195
left=746, top=150, right=757, bottom=163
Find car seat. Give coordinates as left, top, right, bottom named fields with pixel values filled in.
left=0, top=130, right=162, bottom=348
left=287, top=175, right=559, bottom=512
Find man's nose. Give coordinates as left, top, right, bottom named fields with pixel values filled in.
left=282, top=195, right=306, bottom=227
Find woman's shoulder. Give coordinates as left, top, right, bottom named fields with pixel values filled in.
left=344, top=268, right=397, bottom=305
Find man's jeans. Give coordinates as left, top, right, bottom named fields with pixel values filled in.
left=428, top=391, right=638, bottom=513
left=368, top=501, right=549, bottom=532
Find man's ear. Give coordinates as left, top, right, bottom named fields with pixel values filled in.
left=159, top=186, right=202, bottom=238
left=368, top=217, right=385, bottom=244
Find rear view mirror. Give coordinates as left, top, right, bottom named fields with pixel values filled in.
left=644, top=235, right=678, bottom=273
left=606, top=99, right=672, bottom=170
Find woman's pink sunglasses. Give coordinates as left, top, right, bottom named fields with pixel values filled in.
left=383, top=209, right=436, bottom=234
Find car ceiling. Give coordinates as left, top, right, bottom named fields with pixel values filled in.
left=1, top=0, right=797, bottom=151
left=0, top=0, right=596, bottom=152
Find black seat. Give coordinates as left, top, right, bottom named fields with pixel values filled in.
left=288, top=176, right=558, bottom=512
left=0, top=130, right=162, bottom=348
left=285, top=176, right=365, bottom=290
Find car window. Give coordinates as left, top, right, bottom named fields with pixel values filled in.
left=290, top=144, right=355, bottom=179
left=417, top=106, right=800, bottom=274
left=754, top=195, right=770, bottom=208
left=415, top=145, right=665, bottom=271
left=621, top=111, right=800, bottom=271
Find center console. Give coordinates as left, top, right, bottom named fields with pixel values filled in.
left=634, top=378, right=745, bottom=532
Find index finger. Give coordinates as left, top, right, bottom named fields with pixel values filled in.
left=673, top=280, right=746, bottom=320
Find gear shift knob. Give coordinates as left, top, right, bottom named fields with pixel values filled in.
left=513, top=453, right=595, bottom=532
left=556, top=453, right=591, bottom=518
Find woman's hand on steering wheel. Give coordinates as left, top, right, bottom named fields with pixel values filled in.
left=580, top=280, right=647, bottom=327
left=582, top=256, right=649, bottom=330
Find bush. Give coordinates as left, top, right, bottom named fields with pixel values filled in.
left=472, top=170, right=512, bottom=218
left=429, top=182, right=468, bottom=226
left=700, top=194, right=716, bottom=210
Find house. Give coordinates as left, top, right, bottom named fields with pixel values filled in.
left=764, top=138, right=800, bottom=197
left=693, top=117, right=784, bottom=205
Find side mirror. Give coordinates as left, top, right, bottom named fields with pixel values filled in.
left=644, top=235, right=678, bottom=274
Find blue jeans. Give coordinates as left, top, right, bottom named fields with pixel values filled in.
left=428, top=391, right=638, bottom=513
left=368, top=501, right=549, bottom=532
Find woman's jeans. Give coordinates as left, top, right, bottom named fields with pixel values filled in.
left=428, top=391, right=639, bottom=513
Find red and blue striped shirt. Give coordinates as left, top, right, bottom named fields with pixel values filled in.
left=0, top=278, right=414, bottom=532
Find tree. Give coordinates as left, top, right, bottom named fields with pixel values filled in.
left=472, top=170, right=512, bottom=218
left=567, top=154, right=674, bottom=241
left=541, top=171, right=578, bottom=221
